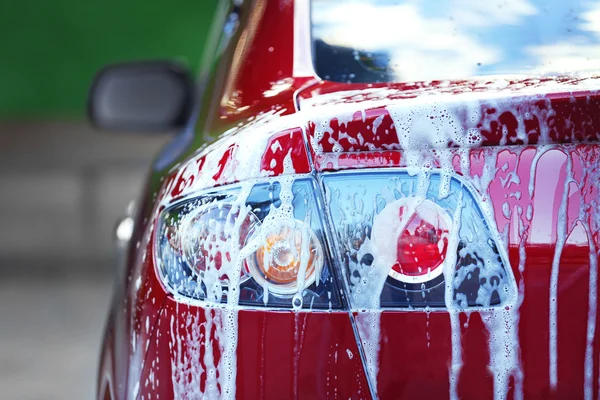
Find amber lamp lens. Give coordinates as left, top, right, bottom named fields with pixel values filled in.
left=246, top=220, right=324, bottom=295
left=255, top=226, right=316, bottom=284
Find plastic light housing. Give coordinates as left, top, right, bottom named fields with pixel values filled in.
left=372, top=198, right=451, bottom=284
left=181, top=203, right=259, bottom=284
left=155, top=177, right=342, bottom=309
left=322, top=170, right=516, bottom=310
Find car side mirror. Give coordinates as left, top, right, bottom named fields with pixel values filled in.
left=88, top=60, right=195, bottom=133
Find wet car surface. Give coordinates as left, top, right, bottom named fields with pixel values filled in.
left=91, top=1, right=600, bottom=399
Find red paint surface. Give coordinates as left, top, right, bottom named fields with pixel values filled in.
left=260, top=128, right=311, bottom=176
left=300, top=85, right=600, bottom=172
left=140, top=301, right=370, bottom=399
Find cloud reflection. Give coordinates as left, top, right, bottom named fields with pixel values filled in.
left=313, top=0, right=600, bottom=82
left=528, top=2, right=600, bottom=73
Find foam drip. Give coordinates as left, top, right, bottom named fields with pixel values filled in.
left=481, top=307, right=524, bottom=400
left=582, top=220, right=597, bottom=400
left=354, top=310, right=382, bottom=397
left=444, top=193, right=464, bottom=400
left=167, top=183, right=257, bottom=399
left=579, top=147, right=600, bottom=400
left=549, top=152, right=572, bottom=388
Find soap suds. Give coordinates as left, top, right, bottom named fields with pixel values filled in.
left=549, top=153, right=572, bottom=388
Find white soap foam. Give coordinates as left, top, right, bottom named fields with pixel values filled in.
left=579, top=148, right=600, bottom=400
left=167, top=183, right=257, bottom=399
left=444, top=193, right=464, bottom=400
left=549, top=152, right=571, bottom=388
left=387, top=99, right=482, bottom=200
left=582, top=220, right=597, bottom=400
left=481, top=306, right=523, bottom=400
left=354, top=310, right=382, bottom=397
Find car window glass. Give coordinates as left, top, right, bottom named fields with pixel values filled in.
left=312, top=0, right=600, bottom=83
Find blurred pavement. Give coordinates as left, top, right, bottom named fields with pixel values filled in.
left=0, top=277, right=112, bottom=400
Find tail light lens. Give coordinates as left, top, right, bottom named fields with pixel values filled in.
left=156, top=170, right=513, bottom=310
left=245, top=219, right=324, bottom=295
left=372, top=198, right=450, bottom=284
left=180, top=203, right=259, bottom=285
left=322, top=171, right=515, bottom=309
left=155, top=177, right=342, bottom=309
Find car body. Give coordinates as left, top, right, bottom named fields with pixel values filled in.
left=93, top=1, right=600, bottom=399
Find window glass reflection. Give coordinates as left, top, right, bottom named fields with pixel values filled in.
left=312, top=0, right=600, bottom=83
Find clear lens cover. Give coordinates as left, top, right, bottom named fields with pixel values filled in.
left=156, top=177, right=342, bottom=309
left=322, top=171, right=516, bottom=310
left=245, top=218, right=324, bottom=295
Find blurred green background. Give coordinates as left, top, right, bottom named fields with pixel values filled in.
left=0, top=0, right=218, bottom=118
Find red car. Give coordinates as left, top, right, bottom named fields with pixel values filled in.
left=89, top=1, right=600, bottom=399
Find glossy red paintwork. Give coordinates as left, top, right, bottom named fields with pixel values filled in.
left=97, top=1, right=600, bottom=399
left=139, top=301, right=370, bottom=399
left=161, top=125, right=312, bottom=205
left=299, top=80, right=600, bottom=171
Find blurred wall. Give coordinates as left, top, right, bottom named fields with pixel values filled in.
left=0, top=122, right=171, bottom=277
left=0, top=0, right=218, bottom=276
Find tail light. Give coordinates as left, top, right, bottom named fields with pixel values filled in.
left=245, top=219, right=324, bottom=295
left=372, top=198, right=451, bottom=284
left=155, top=177, right=341, bottom=309
left=180, top=203, right=258, bottom=285
left=156, top=170, right=513, bottom=311
left=322, top=170, right=516, bottom=310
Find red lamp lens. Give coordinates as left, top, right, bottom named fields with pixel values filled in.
left=393, top=210, right=449, bottom=277
left=372, top=198, right=451, bottom=284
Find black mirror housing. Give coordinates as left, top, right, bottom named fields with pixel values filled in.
left=88, top=61, right=195, bottom=133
